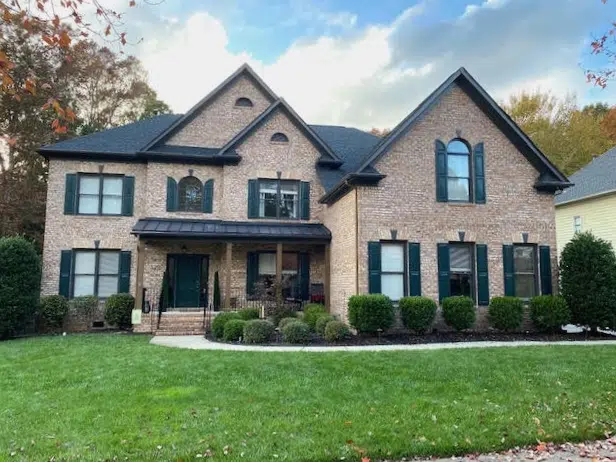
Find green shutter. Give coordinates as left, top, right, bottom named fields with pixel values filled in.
left=300, top=181, right=310, bottom=220
left=408, top=242, right=421, bottom=296
left=166, top=177, right=177, bottom=212
left=368, top=241, right=381, bottom=294
left=202, top=179, right=214, bottom=213
left=118, top=251, right=131, bottom=294
left=474, top=142, right=486, bottom=204
left=502, top=245, right=515, bottom=296
left=59, top=250, right=72, bottom=297
left=435, top=140, right=448, bottom=202
left=64, top=174, right=77, bottom=215
left=247, top=180, right=259, bottom=218
left=539, top=245, right=553, bottom=295
left=298, top=253, right=310, bottom=300
left=121, top=176, right=135, bottom=216
left=246, top=252, right=259, bottom=295
left=437, top=243, right=450, bottom=302
left=476, top=244, right=489, bottom=305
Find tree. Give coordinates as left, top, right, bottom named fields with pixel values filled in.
left=213, top=271, right=221, bottom=311
left=560, top=232, right=616, bottom=331
left=586, top=0, right=616, bottom=87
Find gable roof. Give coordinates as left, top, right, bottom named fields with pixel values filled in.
left=141, top=63, right=278, bottom=152
left=555, top=146, right=616, bottom=205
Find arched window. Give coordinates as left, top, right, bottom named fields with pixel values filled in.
left=446, top=139, right=471, bottom=202
left=178, top=176, right=203, bottom=212
left=270, top=132, right=289, bottom=143
left=235, top=97, right=253, bottom=107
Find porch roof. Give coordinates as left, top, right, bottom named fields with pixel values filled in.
left=132, top=218, right=332, bottom=242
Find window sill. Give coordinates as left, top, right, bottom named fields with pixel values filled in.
left=446, top=202, right=476, bottom=207
left=72, top=214, right=127, bottom=219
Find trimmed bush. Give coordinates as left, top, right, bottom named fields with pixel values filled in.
left=69, top=296, right=99, bottom=316
left=560, top=231, right=616, bottom=330
left=488, top=297, right=524, bottom=331
left=268, top=305, right=296, bottom=326
left=315, top=315, right=336, bottom=336
left=347, top=294, right=394, bottom=334
left=223, top=319, right=246, bottom=342
left=281, top=321, right=311, bottom=344
left=211, top=312, right=241, bottom=340
left=39, top=295, right=68, bottom=331
left=238, top=308, right=260, bottom=321
left=243, top=319, right=275, bottom=344
left=302, top=304, right=327, bottom=330
left=0, top=236, right=41, bottom=339
left=104, top=293, right=134, bottom=329
left=399, top=296, right=437, bottom=334
left=324, top=321, right=350, bottom=342
left=278, top=317, right=300, bottom=330
left=530, top=295, right=571, bottom=333
left=442, top=296, right=475, bottom=331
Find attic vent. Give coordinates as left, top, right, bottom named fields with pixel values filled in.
left=235, top=97, right=253, bottom=107
left=271, top=132, right=289, bottom=143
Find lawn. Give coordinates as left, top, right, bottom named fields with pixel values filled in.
left=1, top=335, right=615, bottom=461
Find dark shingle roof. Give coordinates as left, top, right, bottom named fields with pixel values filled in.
left=132, top=218, right=331, bottom=242
left=555, top=146, right=616, bottom=205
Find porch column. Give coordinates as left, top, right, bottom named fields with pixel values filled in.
left=224, top=242, right=233, bottom=310
left=324, top=243, right=331, bottom=311
left=134, top=240, right=146, bottom=313
left=276, top=242, right=283, bottom=306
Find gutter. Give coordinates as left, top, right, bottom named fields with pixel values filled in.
left=319, top=172, right=386, bottom=205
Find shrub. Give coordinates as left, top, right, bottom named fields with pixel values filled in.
left=281, top=321, right=311, bottom=344
left=223, top=319, right=246, bottom=342
left=0, top=236, right=40, bottom=339
left=302, top=304, right=327, bottom=330
left=238, top=308, right=260, bottom=321
left=104, top=293, right=135, bottom=329
left=278, top=317, right=300, bottom=330
left=268, top=305, right=296, bottom=326
left=488, top=297, right=524, bottom=331
left=324, top=321, right=351, bottom=342
left=69, top=296, right=99, bottom=316
left=315, top=315, right=336, bottom=336
left=442, top=296, right=475, bottom=331
left=530, top=295, right=571, bottom=333
left=243, top=319, right=275, bottom=344
left=399, top=296, right=437, bottom=334
left=348, top=295, right=394, bottom=334
left=211, top=312, right=241, bottom=340
left=560, top=232, right=616, bottom=330
left=39, top=295, right=68, bottom=331
left=213, top=271, right=221, bottom=311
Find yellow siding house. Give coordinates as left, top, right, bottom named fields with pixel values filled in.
left=555, top=147, right=616, bottom=258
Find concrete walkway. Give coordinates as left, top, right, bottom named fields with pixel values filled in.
left=150, top=335, right=616, bottom=351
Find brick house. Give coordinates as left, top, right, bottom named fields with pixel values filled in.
left=39, top=64, right=571, bottom=333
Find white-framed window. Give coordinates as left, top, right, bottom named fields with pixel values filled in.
left=258, top=179, right=299, bottom=219
left=573, top=216, right=582, bottom=233
left=257, top=252, right=299, bottom=298
left=513, top=245, right=538, bottom=299
left=447, top=139, right=471, bottom=202
left=78, top=174, right=123, bottom=215
left=380, top=243, right=405, bottom=301
left=73, top=250, right=120, bottom=297
left=449, top=243, right=474, bottom=298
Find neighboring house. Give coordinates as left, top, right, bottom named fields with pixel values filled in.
left=555, top=146, right=616, bottom=256
left=38, top=64, right=571, bottom=333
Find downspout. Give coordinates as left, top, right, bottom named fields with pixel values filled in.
left=354, top=187, right=359, bottom=295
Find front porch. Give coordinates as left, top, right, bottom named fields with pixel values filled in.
left=130, top=218, right=332, bottom=334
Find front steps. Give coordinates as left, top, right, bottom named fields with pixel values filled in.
left=154, top=310, right=208, bottom=336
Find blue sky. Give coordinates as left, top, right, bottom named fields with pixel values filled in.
left=121, top=0, right=616, bottom=129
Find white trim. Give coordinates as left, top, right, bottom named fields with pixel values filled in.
left=555, top=188, right=616, bottom=207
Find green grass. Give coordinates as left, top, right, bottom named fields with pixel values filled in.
left=1, top=335, right=615, bottom=461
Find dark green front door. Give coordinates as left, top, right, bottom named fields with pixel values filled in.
left=174, top=255, right=206, bottom=308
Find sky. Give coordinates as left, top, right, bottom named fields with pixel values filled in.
left=108, top=0, right=616, bottom=130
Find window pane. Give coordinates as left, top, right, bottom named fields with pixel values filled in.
left=447, top=155, right=470, bottom=177
left=259, top=180, right=278, bottom=194
left=98, top=276, right=118, bottom=298
left=450, top=273, right=472, bottom=297
left=261, top=194, right=277, bottom=218
left=447, top=178, right=470, bottom=201
left=99, top=252, right=119, bottom=275
left=79, top=176, right=100, bottom=194
left=514, top=246, right=535, bottom=273
left=447, top=140, right=469, bottom=154
left=102, top=177, right=122, bottom=195
left=74, top=275, right=95, bottom=296
left=450, top=245, right=472, bottom=272
left=381, top=243, right=404, bottom=272
left=258, top=253, right=276, bottom=275
left=282, top=274, right=299, bottom=298
left=74, top=251, right=96, bottom=274
left=280, top=193, right=297, bottom=218
left=515, top=274, right=536, bottom=298
left=178, top=177, right=203, bottom=212
left=282, top=253, right=298, bottom=274
left=79, top=195, right=99, bottom=214
left=102, top=196, right=122, bottom=214
left=381, top=274, right=404, bottom=301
